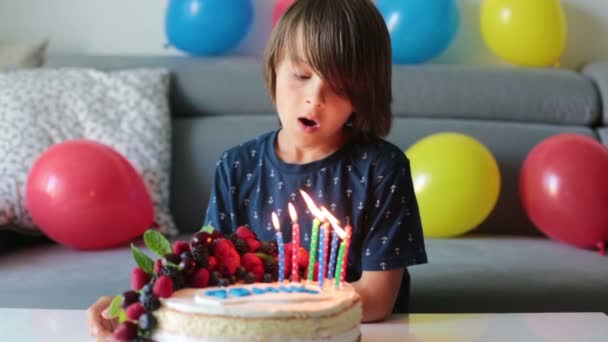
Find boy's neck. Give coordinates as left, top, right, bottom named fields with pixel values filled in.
left=275, top=129, right=350, bottom=164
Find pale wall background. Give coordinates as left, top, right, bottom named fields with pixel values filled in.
left=0, top=0, right=607, bottom=69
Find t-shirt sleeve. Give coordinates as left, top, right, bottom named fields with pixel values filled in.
left=204, top=157, right=235, bottom=235
left=361, top=158, right=428, bottom=271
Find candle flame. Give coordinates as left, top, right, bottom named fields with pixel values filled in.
left=271, top=212, right=281, bottom=231
left=299, top=189, right=324, bottom=220
left=321, top=207, right=346, bottom=239
left=288, top=202, right=298, bottom=222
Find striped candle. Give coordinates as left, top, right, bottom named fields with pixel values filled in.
left=288, top=203, right=300, bottom=282
left=317, top=221, right=329, bottom=287
left=300, top=190, right=325, bottom=283
left=271, top=212, right=285, bottom=283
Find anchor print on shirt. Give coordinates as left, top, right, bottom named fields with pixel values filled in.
left=269, top=169, right=275, bottom=178
left=333, top=177, right=339, bottom=185
left=266, top=222, right=273, bottom=231
left=230, top=212, right=236, bottom=221
left=304, top=232, right=309, bottom=243
left=215, top=160, right=221, bottom=167
left=276, top=208, right=283, bottom=217
left=244, top=199, right=250, bottom=207
left=375, top=200, right=380, bottom=208
left=212, top=196, right=217, bottom=204
left=246, top=173, right=253, bottom=181
left=380, top=262, right=387, bottom=270
left=360, top=177, right=366, bottom=184
left=231, top=186, right=237, bottom=195
left=390, top=185, right=397, bottom=193
left=250, top=149, right=257, bottom=158
left=376, top=175, right=384, bottom=184
left=253, top=211, right=259, bottom=220
left=395, top=247, right=401, bottom=256
left=346, top=189, right=353, bottom=198
left=330, top=203, right=337, bottom=212
left=267, top=196, right=274, bottom=205
left=318, top=190, right=323, bottom=199
left=290, top=193, right=297, bottom=201
left=347, top=164, right=352, bottom=172
left=358, top=202, right=364, bottom=210
left=219, top=212, right=227, bottom=221
left=362, top=152, right=368, bottom=160
left=365, top=248, right=371, bottom=257
left=305, top=178, right=312, bottom=187
left=381, top=236, right=388, bottom=245
left=278, top=181, right=285, bottom=190
left=233, top=161, right=240, bottom=169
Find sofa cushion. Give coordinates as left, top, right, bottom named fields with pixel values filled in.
left=583, top=62, right=608, bottom=125
left=0, top=68, right=177, bottom=236
left=410, top=237, right=608, bottom=313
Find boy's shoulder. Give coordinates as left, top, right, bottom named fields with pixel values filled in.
left=348, top=136, right=409, bottom=171
left=218, top=131, right=274, bottom=163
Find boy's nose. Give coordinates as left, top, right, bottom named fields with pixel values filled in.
left=305, top=80, right=325, bottom=108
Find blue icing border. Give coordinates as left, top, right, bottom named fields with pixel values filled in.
left=204, top=284, right=321, bottom=300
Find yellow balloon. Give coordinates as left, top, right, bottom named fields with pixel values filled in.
left=480, top=0, right=567, bottom=67
left=405, top=133, right=501, bottom=238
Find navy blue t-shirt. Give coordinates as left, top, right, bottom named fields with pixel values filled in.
left=204, top=130, right=427, bottom=312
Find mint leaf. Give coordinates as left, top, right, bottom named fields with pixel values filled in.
left=131, top=243, right=154, bottom=274
left=108, top=295, right=123, bottom=319
left=118, top=309, right=127, bottom=323
left=200, top=225, right=216, bottom=233
left=144, top=230, right=171, bottom=258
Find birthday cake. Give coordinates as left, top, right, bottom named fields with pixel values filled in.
left=108, top=220, right=359, bottom=342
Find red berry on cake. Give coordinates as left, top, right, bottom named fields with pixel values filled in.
left=192, top=268, right=210, bottom=288
left=235, top=225, right=257, bottom=240
left=245, top=238, right=261, bottom=252
left=153, top=259, right=163, bottom=274
left=241, top=253, right=262, bottom=270
left=125, top=302, right=146, bottom=321
left=213, top=238, right=236, bottom=258
left=208, top=256, right=218, bottom=271
left=172, top=240, right=190, bottom=256
left=131, top=267, right=150, bottom=291
left=112, top=321, right=138, bottom=341
left=153, top=275, right=174, bottom=298
left=296, top=247, right=309, bottom=269
left=218, top=256, right=240, bottom=276
left=191, top=231, right=213, bottom=247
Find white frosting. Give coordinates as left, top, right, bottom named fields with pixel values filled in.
left=162, top=282, right=359, bottom=318
left=153, top=325, right=361, bottom=342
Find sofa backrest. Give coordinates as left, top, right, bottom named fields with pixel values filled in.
left=44, top=55, right=601, bottom=236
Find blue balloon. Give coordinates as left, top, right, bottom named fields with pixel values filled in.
left=165, top=0, right=254, bottom=56
left=376, top=0, right=460, bottom=64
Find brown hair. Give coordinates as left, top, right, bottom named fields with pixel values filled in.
left=263, top=0, right=392, bottom=139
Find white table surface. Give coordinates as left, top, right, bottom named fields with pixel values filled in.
left=1, top=308, right=607, bottom=341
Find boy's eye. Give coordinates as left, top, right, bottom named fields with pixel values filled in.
left=292, top=73, right=310, bottom=80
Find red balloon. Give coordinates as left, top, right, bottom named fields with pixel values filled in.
left=272, top=0, right=295, bottom=28
left=520, top=133, right=608, bottom=252
left=26, top=140, right=154, bottom=250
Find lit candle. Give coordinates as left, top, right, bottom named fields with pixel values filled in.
left=288, top=203, right=300, bottom=282
left=335, top=222, right=352, bottom=287
left=317, top=219, right=329, bottom=287
left=321, top=208, right=341, bottom=281
left=300, top=190, right=325, bottom=283
left=271, top=212, right=285, bottom=283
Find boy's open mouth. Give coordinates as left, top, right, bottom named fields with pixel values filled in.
left=299, top=117, right=318, bottom=127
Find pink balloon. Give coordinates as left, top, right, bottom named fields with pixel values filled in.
left=520, top=133, right=608, bottom=253
left=272, top=0, right=295, bottom=28
left=26, top=140, right=154, bottom=250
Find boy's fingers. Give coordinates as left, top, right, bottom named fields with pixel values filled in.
left=87, top=296, right=113, bottom=337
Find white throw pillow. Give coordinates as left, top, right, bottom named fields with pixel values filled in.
left=0, top=67, right=178, bottom=236
left=0, top=39, right=49, bottom=70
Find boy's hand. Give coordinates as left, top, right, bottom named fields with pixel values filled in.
left=87, top=296, right=118, bottom=339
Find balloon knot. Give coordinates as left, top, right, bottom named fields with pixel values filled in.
left=596, top=241, right=606, bottom=256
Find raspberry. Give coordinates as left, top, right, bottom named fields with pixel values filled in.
left=259, top=241, right=278, bottom=256
left=218, top=257, right=239, bottom=276
left=234, top=238, right=250, bottom=255
left=172, top=240, right=190, bottom=256
left=213, top=238, right=236, bottom=258
left=113, top=322, right=137, bottom=341
left=296, top=247, right=309, bottom=269
left=159, top=266, right=185, bottom=290
left=208, top=256, right=218, bottom=272
left=138, top=312, right=158, bottom=332
left=191, top=245, right=210, bottom=268
left=122, top=290, right=140, bottom=308
left=140, top=293, right=160, bottom=311
left=192, top=268, right=210, bottom=288
left=235, top=226, right=257, bottom=240
left=131, top=267, right=150, bottom=291
left=153, top=275, right=174, bottom=298
left=246, top=238, right=261, bottom=252
left=211, top=230, right=225, bottom=240
left=125, top=302, right=145, bottom=321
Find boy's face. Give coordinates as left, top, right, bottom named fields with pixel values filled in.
left=274, top=54, right=354, bottom=150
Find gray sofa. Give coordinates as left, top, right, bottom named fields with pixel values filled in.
left=1, top=55, right=607, bottom=314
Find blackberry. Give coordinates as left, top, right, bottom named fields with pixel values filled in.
left=141, top=283, right=154, bottom=295
left=259, top=241, right=278, bottom=256
left=179, top=256, right=197, bottom=276
left=263, top=273, right=274, bottom=283
left=160, top=266, right=185, bottom=289
left=163, top=253, right=180, bottom=265
left=138, top=312, right=158, bottom=332
left=210, top=271, right=221, bottom=286
left=235, top=266, right=247, bottom=280
left=191, top=245, right=209, bottom=268
left=244, top=272, right=256, bottom=284
left=218, top=278, right=230, bottom=287
left=263, top=258, right=278, bottom=278
left=140, top=293, right=160, bottom=311
left=228, top=275, right=237, bottom=285
left=122, top=290, right=140, bottom=308
left=234, top=238, right=250, bottom=255
left=228, top=233, right=238, bottom=243
left=180, top=251, right=193, bottom=260
left=191, top=231, right=213, bottom=248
